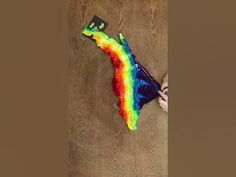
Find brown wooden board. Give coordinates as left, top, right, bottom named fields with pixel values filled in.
left=68, top=0, right=168, bottom=176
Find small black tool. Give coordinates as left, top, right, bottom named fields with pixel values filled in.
left=83, top=15, right=108, bottom=41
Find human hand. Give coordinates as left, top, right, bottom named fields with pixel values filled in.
left=158, top=90, right=168, bottom=112
left=158, top=73, right=168, bottom=112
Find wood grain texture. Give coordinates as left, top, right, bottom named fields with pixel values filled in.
left=68, top=0, right=167, bottom=176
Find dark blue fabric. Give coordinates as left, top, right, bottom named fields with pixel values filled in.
left=134, top=62, right=161, bottom=109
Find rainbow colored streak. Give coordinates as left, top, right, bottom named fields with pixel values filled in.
left=82, top=27, right=139, bottom=130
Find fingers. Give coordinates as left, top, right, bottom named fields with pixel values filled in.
left=159, top=99, right=167, bottom=107
left=159, top=73, right=168, bottom=112
left=159, top=97, right=168, bottom=112
left=158, top=90, right=168, bottom=101
left=163, top=87, right=168, bottom=94
left=161, top=82, right=168, bottom=91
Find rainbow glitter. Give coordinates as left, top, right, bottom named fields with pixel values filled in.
left=82, top=27, right=160, bottom=131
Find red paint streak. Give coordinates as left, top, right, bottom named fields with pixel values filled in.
left=103, top=47, right=128, bottom=121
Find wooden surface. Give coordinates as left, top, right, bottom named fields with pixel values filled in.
left=68, top=0, right=167, bottom=176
